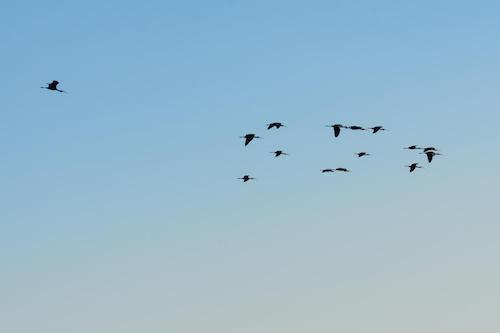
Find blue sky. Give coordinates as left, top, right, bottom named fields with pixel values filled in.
left=1, top=1, right=500, bottom=332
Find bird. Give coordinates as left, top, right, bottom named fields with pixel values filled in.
left=41, top=80, right=67, bottom=93
left=270, top=150, right=289, bottom=157
left=355, top=152, right=371, bottom=157
left=321, top=169, right=335, bottom=173
left=239, top=134, right=262, bottom=146
left=406, top=163, right=423, bottom=172
left=238, top=175, right=255, bottom=182
left=346, top=125, right=366, bottom=131
left=326, top=124, right=343, bottom=137
left=368, top=126, right=387, bottom=133
left=267, top=122, right=286, bottom=130
left=404, top=145, right=422, bottom=150
left=335, top=168, right=351, bottom=172
left=421, top=151, right=443, bottom=163
left=422, top=147, right=439, bottom=152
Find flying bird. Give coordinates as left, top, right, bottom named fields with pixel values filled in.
left=369, top=126, right=387, bottom=133
left=406, top=163, right=423, bottom=172
left=405, top=145, right=422, bottom=150
left=422, top=147, right=439, bottom=152
left=238, top=175, right=255, bottom=182
left=239, top=134, right=262, bottom=146
left=346, top=126, right=366, bottom=131
left=270, top=150, right=289, bottom=157
left=326, top=124, right=343, bottom=137
left=40, top=80, right=67, bottom=93
left=321, top=169, right=335, bottom=173
left=355, top=152, right=371, bottom=157
left=421, top=151, right=443, bottom=163
left=335, top=168, right=351, bottom=172
left=267, top=122, right=286, bottom=130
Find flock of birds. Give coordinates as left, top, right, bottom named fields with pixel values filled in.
left=237, top=123, right=443, bottom=182
left=39, top=80, right=443, bottom=183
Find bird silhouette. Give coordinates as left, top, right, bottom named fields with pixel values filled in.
left=335, top=168, right=351, bottom=172
left=406, top=163, right=423, bottom=172
left=326, top=124, right=343, bottom=137
left=421, top=151, right=443, bottom=163
left=267, top=122, right=286, bottom=130
left=405, top=145, right=422, bottom=150
left=369, top=126, right=387, bottom=133
left=422, top=147, right=439, bottom=152
left=238, top=175, right=255, bottom=182
left=41, top=80, right=67, bottom=93
left=355, top=152, right=371, bottom=157
left=270, top=150, right=289, bottom=157
left=346, top=126, right=366, bottom=131
left=239, top=134, right=262, bottom=146
left=321, top=169, right=335, bottom=173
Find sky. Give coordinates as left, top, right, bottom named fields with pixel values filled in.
left=1, top=1, right=500, bottom=332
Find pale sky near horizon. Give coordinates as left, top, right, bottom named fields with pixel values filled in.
left=1, top=1, right=500, bottom=332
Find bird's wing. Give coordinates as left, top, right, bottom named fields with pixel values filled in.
left=427, top=152, right=433, bottom=163
left=334, top=126, right=340, bottom=137
left=245, top=137, right=252, bottom=146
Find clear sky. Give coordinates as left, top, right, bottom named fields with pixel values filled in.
left=1, top=1, right=500, bottom=332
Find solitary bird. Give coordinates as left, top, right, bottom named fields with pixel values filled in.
left=321, top=169, right=335, bottom=173
left=271, top=150, right=289, bottom=157
left=326, top=124, right=344, bottom=137
left=405, top=145, right=422, bottom=150
left=355, top=152, right=371, bottom=158
left=421, top=151, right=443, bottom=163
left=41, top=80, right=67, bottom=93
left=267, top=122, right=286, bottom=130
left=406, top=163, right=423, bottom=172
left=335, top=168, right=351, bottom=172
left=346, top=125, right=366, bottom=131
left=238, top=175, right=255, bottom=182
left=369, top=126, right=387, bottom=134
left=239, top=134, right=262, bottom=146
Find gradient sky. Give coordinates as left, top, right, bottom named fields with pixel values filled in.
left=1, top=1, right=500, bottom=332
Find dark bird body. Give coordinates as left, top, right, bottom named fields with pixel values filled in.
left=271, top=150, right=288, bottom=157
left=347, top=126, right=365, bottom=131
left=423, top=147, right=439, bottom=152
left=405, top=145, right=422, bottom=150
left=356, top=152, right=371, bottom=157
left=369, top=126, right=387, bottom=133
left=421, top=151, right=443, bottom=163
left=239, top=134, right=262, bottom=146
left=406, top=163, right=422, bottom=172
left=41, top=80, right=67, bottom=93
left=267, top=122, right=286, bottom=130
left=326, top=124, right=343, bottom=137
left=335, top=168, right=351, bottom=172
left=321, top=169, right=335, bottom=173
left=238, top=175, right=255, bottom=182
